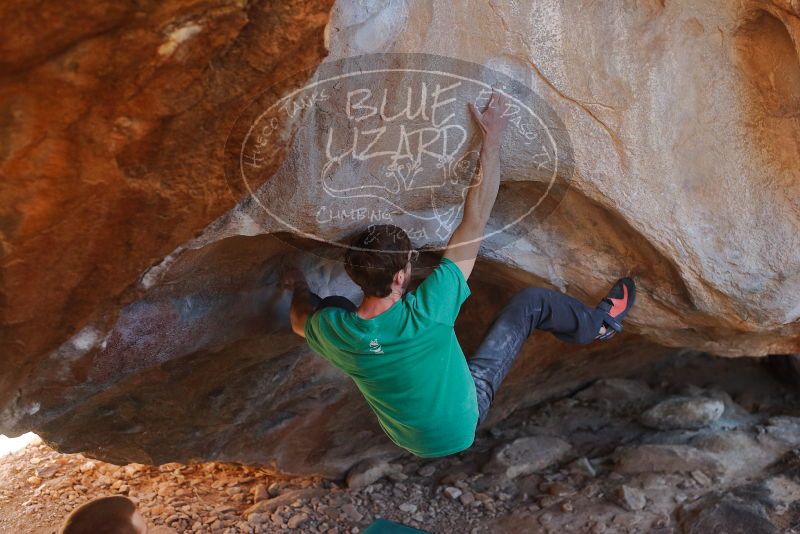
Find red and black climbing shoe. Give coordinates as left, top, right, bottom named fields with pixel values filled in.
left=595, top=277, right=636, bottom=341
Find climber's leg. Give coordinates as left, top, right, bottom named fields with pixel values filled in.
left=468, top=287, right=606, bottom=426
left=308, top=293, right=358, bottom=313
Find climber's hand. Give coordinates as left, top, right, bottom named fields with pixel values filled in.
left=283, top=267, right=315, bottom=337
left=280, top=267, right=308, bottom=291
left=468, top=87, right=510, bottom=140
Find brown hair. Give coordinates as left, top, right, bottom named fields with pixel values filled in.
left=60, top=495, right=140, bottom=534
left=344, top=224, right=413, bottom=298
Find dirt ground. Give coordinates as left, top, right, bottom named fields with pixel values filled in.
left=3, top=352, right=800, bottom=534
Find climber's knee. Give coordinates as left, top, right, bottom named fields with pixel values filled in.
left=511, top=286, right=550, bottom=308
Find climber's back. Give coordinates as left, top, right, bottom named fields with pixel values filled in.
left=305, top=255, right=478, bottom=457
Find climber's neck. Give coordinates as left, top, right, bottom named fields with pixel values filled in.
left=356, top=290, right=403, bottom=320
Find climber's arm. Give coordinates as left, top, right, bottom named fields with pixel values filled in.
left=443, top=89, right=509, bottom=281
left=283, top=268, right=315, bottom=338
left=289, top=288, right=316, bottom=338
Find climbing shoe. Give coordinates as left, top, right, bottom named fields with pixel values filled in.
left=595, top=277, right=636, bottom=340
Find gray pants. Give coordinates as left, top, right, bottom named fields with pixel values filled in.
left=311, top=287, right=606, bottom=428
left=467, top=287, right=606, bottom=427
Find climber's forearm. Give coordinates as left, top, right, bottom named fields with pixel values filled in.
left=461, top=136, right=501, bottom=228
left=443, top=136, right=502, bottom=279
left=289, top=282, right=316, bottom=338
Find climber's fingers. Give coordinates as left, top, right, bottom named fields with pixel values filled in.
left=279, top=267, right=307, bottom=290
left=470, top=90, right=510, bottom=139
left=469, top=88, right=498, bottom=120
left=486, top=87, right=500, bottom=109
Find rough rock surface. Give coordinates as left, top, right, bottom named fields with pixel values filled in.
left=2, top=353, right=800, bottom=533
left=2, top=0, right=800, bottom=473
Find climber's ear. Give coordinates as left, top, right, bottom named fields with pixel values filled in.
left=393, top=266, right=405, bottom=286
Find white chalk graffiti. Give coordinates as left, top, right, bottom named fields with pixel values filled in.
left=318, top=82, right=481, bottom=238
left=232, top=58, right=566, bottom=253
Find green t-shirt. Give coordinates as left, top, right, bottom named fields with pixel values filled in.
left=304, top=257, right=479, bottom=457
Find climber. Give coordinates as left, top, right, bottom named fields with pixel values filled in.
left=282, top=88, right=636, bottom=458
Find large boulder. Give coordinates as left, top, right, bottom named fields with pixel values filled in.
left=1, top=0, right=799, bottom=475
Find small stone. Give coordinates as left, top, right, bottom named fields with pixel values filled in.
left=567, top=457, right=597, bottom=477
left=35, top=464, right=59, bottom=478
left=614, top=444, right=726, bottom=477
left=214, top=504, right=236, bottom=514
left=122, top=464, right=142, bottom=477
left=150, top=505, right=166, bottom=516
left=287, top=513, right=309, bottom=529
left=459, top=492, right=475, bottom=506
left=474, top=492, right=493, bottom=503
left=639, top=396, right=725, bottom=430
left=483, top=435, right=572, bottom=479
left=346, top=458, right=394, bottom=489
left=403, top=461, right=419, bottom=474
left=616, top=485, right=646, bottom=511
left=417, top=464, right=436, bottom=477
left=691, top=470, right=712, bottom=486
left=399, top=502, right=417, bottom=513
left=443, top=486, right=463, bottom=500
left=244, top=488, right=328, bottom=516
left=341, top=503, right=363, bottom=522
left=387, top=470, right=408, bottom=482
left=252, top=483, right=269, bottom=502
left=544, top=482, right=575, bottom=497
left=79, top=461, right=97, bottom=472
left=440, top=471, right=467, bottom=485
left=539, top=495, right=561, bottom=508
left=267, top=482, right=281, bottom=497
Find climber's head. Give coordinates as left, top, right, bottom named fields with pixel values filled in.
left=344, top=224, right=418, bottom=298
left=60, top=495, right=147, bottom=534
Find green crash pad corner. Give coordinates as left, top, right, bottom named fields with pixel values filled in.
left=363, top=517, right=430, bottom=533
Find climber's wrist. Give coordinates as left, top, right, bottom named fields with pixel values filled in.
left=482, top=131, right=503, bottom=147
left=292, top=279, right=310, bottom=291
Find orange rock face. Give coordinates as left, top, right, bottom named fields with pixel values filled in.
left=0, top=0, right=333, bottom=404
